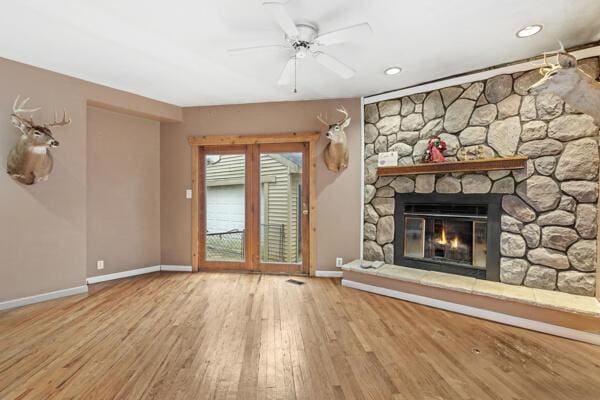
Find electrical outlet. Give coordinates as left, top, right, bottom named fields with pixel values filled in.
left=97, top=260, right=104, bottom=270
left=186, top=189, right=192, bottom=199
left=335, top=257, right=343, bottom=268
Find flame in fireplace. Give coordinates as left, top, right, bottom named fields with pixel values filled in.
left=438, top=226, right=460, bottom=249
left=451, top=236, right=459, bottom=249
left=438, top=227, right=447, bottom=245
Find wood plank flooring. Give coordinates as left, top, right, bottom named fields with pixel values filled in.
left=1, top=272, right=600, bottom=399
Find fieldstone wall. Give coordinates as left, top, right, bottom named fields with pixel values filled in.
left=363, top=56, right=600, bottom=297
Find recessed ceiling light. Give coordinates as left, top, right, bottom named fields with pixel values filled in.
left=384, top=67, right=402, bottom=76
left=516, top=24, right=543, bottom=38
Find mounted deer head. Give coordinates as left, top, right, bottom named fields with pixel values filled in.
left=7, top=96, right=71, bottom=185
left=317, top=106, right=351, bottom=172
left=528, top=44, right=600, bottom=126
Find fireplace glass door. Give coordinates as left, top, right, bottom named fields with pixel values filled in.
left=403, top=204, right=487, bottom=270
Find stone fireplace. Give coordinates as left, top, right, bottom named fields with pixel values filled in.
left=394, top=193, right=501, bottom=280
left=363, top=55, right=599, bottom=297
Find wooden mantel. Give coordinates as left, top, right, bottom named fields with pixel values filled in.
left=377, top=156, right=528, bottom=176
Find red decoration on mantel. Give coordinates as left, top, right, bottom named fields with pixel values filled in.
left=423, top=136, right=447, bottom=163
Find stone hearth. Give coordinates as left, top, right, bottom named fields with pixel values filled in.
left=363, top=56, right=600, bottom=297
left=342, top=260, right=600, bottom=317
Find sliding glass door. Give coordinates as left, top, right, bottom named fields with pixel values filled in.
left=195, top=142, right=309, bottom=274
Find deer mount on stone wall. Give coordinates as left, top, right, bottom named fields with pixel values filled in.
left=317, top=106, right=351, bottom=172
left=7, top=96, right=71, bottom=185
left=529, top=44, right=600, bottom=126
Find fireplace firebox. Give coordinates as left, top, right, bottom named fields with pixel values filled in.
left=394, top=193, right=501, bottom=281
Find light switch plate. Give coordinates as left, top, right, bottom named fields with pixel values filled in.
left=186, top=189, right=192, bottom=199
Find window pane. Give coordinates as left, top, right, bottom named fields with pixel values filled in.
left=205, top=154, right=245, bottom=262
left=260, top=152, right=302, bottom=264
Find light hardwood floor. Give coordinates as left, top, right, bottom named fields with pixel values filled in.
left=1, top=272, right=600, bottom=399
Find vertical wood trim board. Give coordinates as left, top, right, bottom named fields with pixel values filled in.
left=191, top=146, right=200, bottom=272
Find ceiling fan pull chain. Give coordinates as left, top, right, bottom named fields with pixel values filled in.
left=294, top=56, right=298, bottom=94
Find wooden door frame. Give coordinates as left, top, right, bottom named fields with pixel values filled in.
left=189, top=132, right=319, bottom=276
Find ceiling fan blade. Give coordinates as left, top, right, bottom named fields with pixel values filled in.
left=315, top=23, right=372, bottom=46
left=227, top=44, right=288, bottom=56
left=277, top=57, right=296, bottom=85
left=262, top=1, right=299, bottom=38
left=313, top=52, right=355, bottom=79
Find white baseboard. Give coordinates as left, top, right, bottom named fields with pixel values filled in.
left=161, top=265, right=192, bottom=272
left=1, top=264, right=192, bottom=311
left=342, top=279, right=600, bottom=346
left=0, top=285, right=88, bottom=311
left=86, top=264, right=192, bottom=285
left=315, top=270, right=343, bottom=278
left=86, top=265, right=161, bottom=284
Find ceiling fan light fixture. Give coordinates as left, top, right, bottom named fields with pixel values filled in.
left=516, top=24, right=543, bottom=38
left=295, top=47, right=308, bottom=58
left=384, top=67, right=402, bottom=76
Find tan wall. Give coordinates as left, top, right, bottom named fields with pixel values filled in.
left=87, top=107, right=161, bottom=277
left=0, top=57, right=180, bottom=301
left=0, top=56, right=360, bottom=304
left=161, top=98, right=362, bottom=271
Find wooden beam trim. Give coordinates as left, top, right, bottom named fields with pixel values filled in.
left=188, top=132, right=320, bottom=146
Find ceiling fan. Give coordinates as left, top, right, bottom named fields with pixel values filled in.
left=227, top=0, right=372, bottom=88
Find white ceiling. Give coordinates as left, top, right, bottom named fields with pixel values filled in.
left=1, top=0, right=599, bottom=107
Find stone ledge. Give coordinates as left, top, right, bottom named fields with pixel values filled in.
left=342, top=260, right=600, bottom=317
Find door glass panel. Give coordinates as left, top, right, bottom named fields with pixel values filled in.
left=205, top=153, right=245, bottom=261
left=404, top=217, right=425, bottom=258
left=472, top=221, right=487, bottom=269
left=260, top=152, right=302, bottom=264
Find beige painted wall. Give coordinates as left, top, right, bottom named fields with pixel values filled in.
left=87, top=107, right=161, bottom=277
left=0, top=63, right=86, bottom=301
left=0, top=57, right=179, bottom=302
left=161, top=98, right=361, bottom=271
left=0, top=56, right=360, bottom=304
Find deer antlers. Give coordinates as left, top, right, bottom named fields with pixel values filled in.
left=536, top=41, right=567, bottom=74
left=10, top=95, right=71, bottom=131
left=48, top=109, right=71, bottom=128
left=317, top=106, right=349, bottom=126
left=11, top=95, right=40, bottom=130
left=316, top=113, right=330, bottom=126
left=336, top=105, right=349, bottom=121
